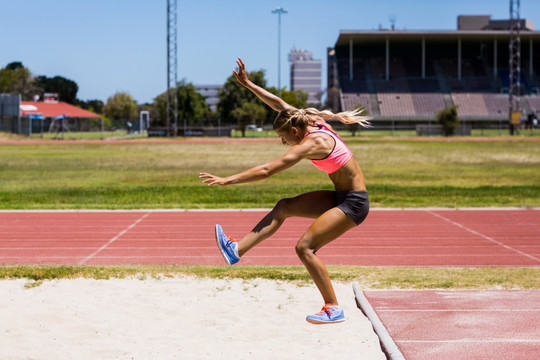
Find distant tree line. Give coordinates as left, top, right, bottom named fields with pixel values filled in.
left=0, top=61, right=329, bottom=134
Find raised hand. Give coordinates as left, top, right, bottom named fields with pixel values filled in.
left=233, top=57, right=249, bottom=86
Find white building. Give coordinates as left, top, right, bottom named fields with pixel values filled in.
left=195, top=85, right=221, bottom=112
left=289, top=48, right=322, bottom=104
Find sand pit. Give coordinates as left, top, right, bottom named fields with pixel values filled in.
left=0, top=277, right=385, bottom=360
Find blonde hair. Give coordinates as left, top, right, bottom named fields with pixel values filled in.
left=273, top=106, right=372, bottom=133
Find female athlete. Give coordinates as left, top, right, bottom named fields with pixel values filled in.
left=200, top=58, right=371, bottom=324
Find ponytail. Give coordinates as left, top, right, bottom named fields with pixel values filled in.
left=308, top=106, right=372, bottom=128
left=273, top=106, right=372, bottom=133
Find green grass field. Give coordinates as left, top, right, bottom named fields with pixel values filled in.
left=1, top=136, right=539, bottom=209
left=1, top=134, right=539, bottom=287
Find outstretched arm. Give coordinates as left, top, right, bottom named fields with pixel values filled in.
left=199, top=152, right=300, bottom=186
left=199, top=141, right=314, bottom=186
left=234, top=57, right=295, bottom=113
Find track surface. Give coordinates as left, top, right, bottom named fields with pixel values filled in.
left=0, top=209, right=538, bottom=266
left=364, top=290, right=540, bottom=360
left=1, top=209, right=539, bottom=360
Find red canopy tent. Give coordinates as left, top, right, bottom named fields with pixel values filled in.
left=20, top=101, right=102, bottom=138
left=20, top=101, right=100, bottom=119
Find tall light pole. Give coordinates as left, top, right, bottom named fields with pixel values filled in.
left=509, top=0, right=521, bottom=135
left=272, top=7, right=287, bottom=97
left=167, top=0, right=178, bottom=137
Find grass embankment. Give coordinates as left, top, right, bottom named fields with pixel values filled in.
left=1, top=138, right=539, bottom=209
left=1, top=265, right=538, bottom=290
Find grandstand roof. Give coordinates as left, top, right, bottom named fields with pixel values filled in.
left=19, top=101, right=101, bottom=118
left=335, top=30, right=540, bottom=46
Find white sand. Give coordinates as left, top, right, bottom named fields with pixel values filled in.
left=0, top=277, right=385, bottom=360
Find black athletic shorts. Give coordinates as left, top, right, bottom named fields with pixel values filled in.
left=334, top=191, right=370, bottom=226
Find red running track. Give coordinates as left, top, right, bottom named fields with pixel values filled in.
left=0, top=209, right=538, bottom=266
left=363, top=290, right=540, bottom=360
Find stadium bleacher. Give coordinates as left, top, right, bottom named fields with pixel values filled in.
left=411, top=93, right=447, bottom=116
left=525, top=95, right=540, bottom=113
left=341, top=93, right=372, bottom=115
left=378, top=93, right=416, bottom=116
left=483, top=94, right=510, bottom=116
left=332, top=21, right=540, bottom=128
left=451, top=93, right=489, bottom=117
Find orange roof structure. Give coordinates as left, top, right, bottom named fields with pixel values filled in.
left=20, top=101, right=101, bottom=118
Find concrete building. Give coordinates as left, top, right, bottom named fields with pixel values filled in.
left=327, top=15, right=540, bottom=127
left=289, top=48, right=322, bottom=104
left=195, top=84, right=221, bottom=112
left=457, top=15, right=535, bottom=31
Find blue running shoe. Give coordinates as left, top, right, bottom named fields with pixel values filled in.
left=306, top=304, right=346, bottom=324
left=215, top=224, right=240, bottom=265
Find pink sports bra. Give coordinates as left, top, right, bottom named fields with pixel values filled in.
left=304, top=123, right=353, bottom=174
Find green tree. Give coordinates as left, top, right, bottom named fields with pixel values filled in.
left=231, top=102, right=266, bottom=137
left=218, top=70, right=308, bottom=128
left=103, top=92, right=138, bottom=129
left=177, top=80, right=209, bottom=126
left=436, top=106, right=460, bottom=136
left=77, top=99, right=104, bottom=114
left=0, top=62, right=36, bottom=100
left=280, top=88, right=308, bottom=109
left=34, top=75, right=79, bottom=104
left=6, top=62, right=23, bottom=70
left=152, top=79, right=209, bottom=127
left=218, top=70, right=270, bottom=126
left=76, top=99, right=105, bottom=129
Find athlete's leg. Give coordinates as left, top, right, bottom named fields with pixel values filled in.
left=295, top=208, right=357, bottom=305
left=237, top=191, right=334, bottom=256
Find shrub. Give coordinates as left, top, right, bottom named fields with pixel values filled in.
left=436, top=106, right=460, bottom=136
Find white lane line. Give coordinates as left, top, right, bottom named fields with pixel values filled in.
left=79, top=212, right=152, bottom=264
left=426, top=210, right=540, bottom=264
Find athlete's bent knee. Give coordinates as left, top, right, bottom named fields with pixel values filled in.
left=272, top=198, right=292, bottom=220
left=295, top=238, right=314, bottom=259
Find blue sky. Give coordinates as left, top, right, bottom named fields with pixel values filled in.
left=1, top=0, right=539, bottom=104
